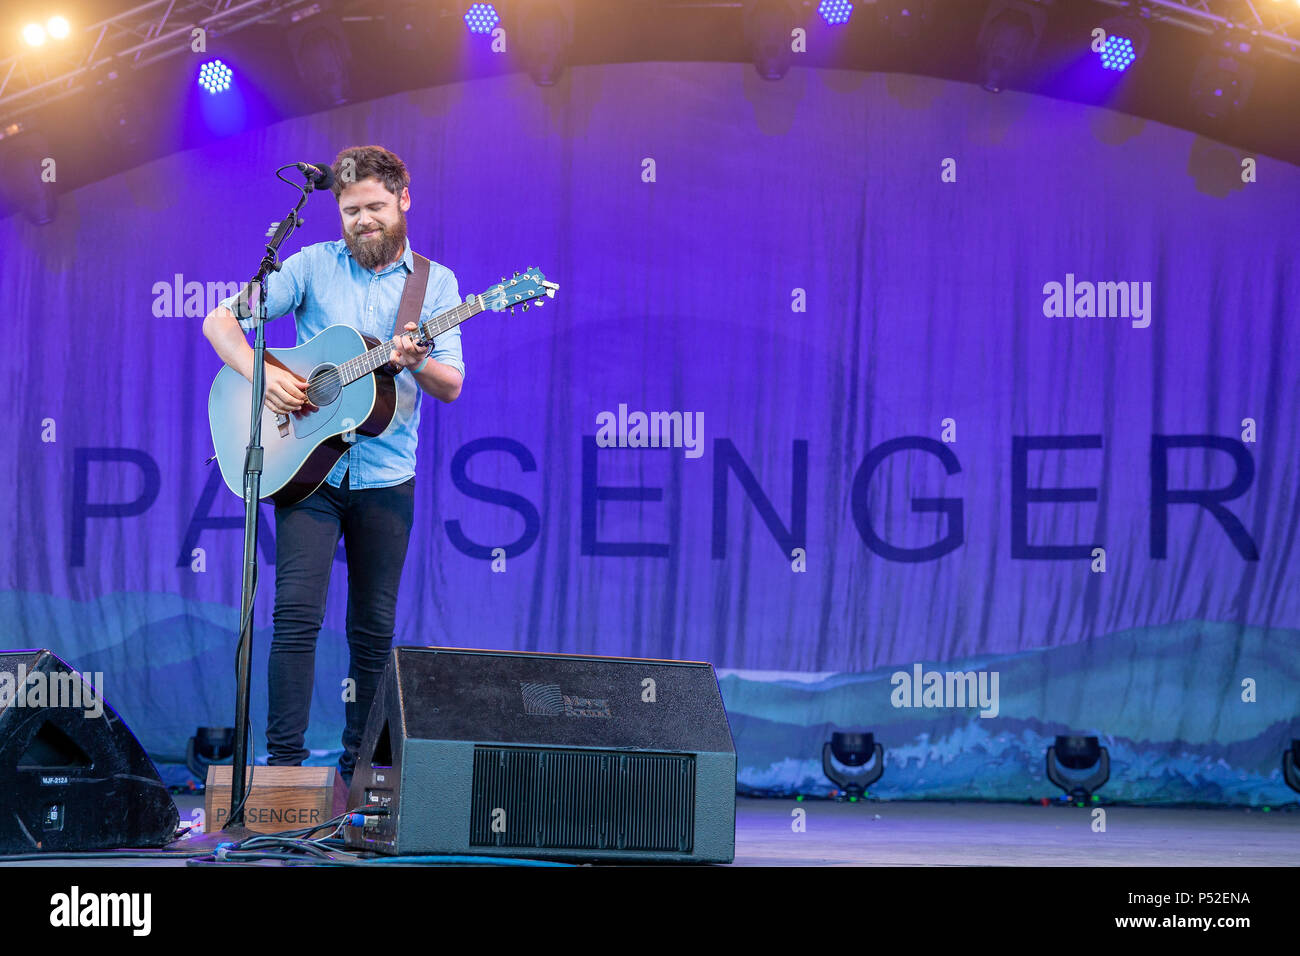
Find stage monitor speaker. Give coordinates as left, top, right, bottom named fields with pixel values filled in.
left=343, top=647, right=736, bottom=863
left=0, top=649, right=179, bottom=854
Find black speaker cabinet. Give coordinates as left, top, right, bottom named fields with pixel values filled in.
left=0, top=649, right=178, bottom=854
left=344, top=647, right=736, bottom=863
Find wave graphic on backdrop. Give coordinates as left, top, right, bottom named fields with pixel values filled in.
left=1, top=591, right=1294, bottom=803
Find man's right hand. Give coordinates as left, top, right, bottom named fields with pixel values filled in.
left=262, top=365, right=317, bottom=417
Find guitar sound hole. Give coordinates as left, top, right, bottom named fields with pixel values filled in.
left=306, top=365, right=342, bottom=407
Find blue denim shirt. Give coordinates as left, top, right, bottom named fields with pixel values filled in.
left=221, top=237, right=464, bottom=490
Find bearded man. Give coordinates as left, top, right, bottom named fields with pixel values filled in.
left=202, top=145, right=464, bottom=786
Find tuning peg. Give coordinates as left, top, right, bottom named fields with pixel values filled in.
left=509, top=306, right=515, bottom=314
left=500, top=276, right=506, bottom=282
left=514, top=270, right=520, bottom=276
left=535, top=300, right=543, bottom=307
left=522, top=303, right=530, bottom=312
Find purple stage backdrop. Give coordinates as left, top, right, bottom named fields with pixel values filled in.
left=1, top=63, right=1297, bottom=804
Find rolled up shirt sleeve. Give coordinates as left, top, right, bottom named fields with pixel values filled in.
left=425, top=269, right=465, bottom=380
left=218, top=247, right=312, bottom=333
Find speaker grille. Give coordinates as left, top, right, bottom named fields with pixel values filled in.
left=470, top=747, right=695, bottom=853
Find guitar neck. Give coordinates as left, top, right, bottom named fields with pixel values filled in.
left=335, top=295, right=485, bottom=385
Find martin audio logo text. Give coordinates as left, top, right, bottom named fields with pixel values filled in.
left=520, top=682, right=613, bottom=718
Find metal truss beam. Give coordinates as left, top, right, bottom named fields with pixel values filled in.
left=1094, top=0, right=1300, bottom=60
left=0, top=0, right=320, bottom=128
left=2, top=0, right=1297, bottom=129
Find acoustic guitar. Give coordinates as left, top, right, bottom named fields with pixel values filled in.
left=208, top=267, right=557, bottom=506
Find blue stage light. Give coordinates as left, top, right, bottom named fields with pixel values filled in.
left=464, top=2, right=500, bottom=34
left=1099, top=35, right=1137, bottom=72
left=197, top=59, right=233, bottom=94
left=818, top=0, right=854, bottom=26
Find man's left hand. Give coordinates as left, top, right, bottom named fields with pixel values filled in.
left=390, top=321, right=431, bottom=371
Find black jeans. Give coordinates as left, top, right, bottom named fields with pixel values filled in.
left=266, top=471, right=415, bottom=785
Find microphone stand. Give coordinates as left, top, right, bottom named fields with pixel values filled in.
left=226, top=181, right=316, bottom=829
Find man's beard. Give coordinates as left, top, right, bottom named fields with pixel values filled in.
left=345, top=212, right=407, bottom=271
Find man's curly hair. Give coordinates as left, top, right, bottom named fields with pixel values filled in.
left=329, top=145, right=410, bottom=200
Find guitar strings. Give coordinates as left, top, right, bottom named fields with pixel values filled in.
left=272, top=275, right=544, bottom=407
left=296, top=299, right=479, bottom=402
left=304, top=313, right=460, bottom=395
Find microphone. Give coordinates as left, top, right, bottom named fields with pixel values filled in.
left=295, top=162, right=335, bottom=190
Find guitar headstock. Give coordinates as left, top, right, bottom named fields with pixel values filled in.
left=481, top=267, right=559, bottom=315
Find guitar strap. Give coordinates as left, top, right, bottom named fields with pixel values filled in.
left=395, top=252, right=432, bottom=339
left=384, top=252, right=432, bottom=373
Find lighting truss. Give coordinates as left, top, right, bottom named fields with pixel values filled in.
left=1094, top=0, right=1300, bottom=62
left=4, top=0, right=1299, bottom=130
left=0, top=0, right=320, bottom=130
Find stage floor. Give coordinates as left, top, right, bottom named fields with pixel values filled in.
left=2, top=796, right=1297, bottom=866
left=729, top=798, right=1299, bottom=866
